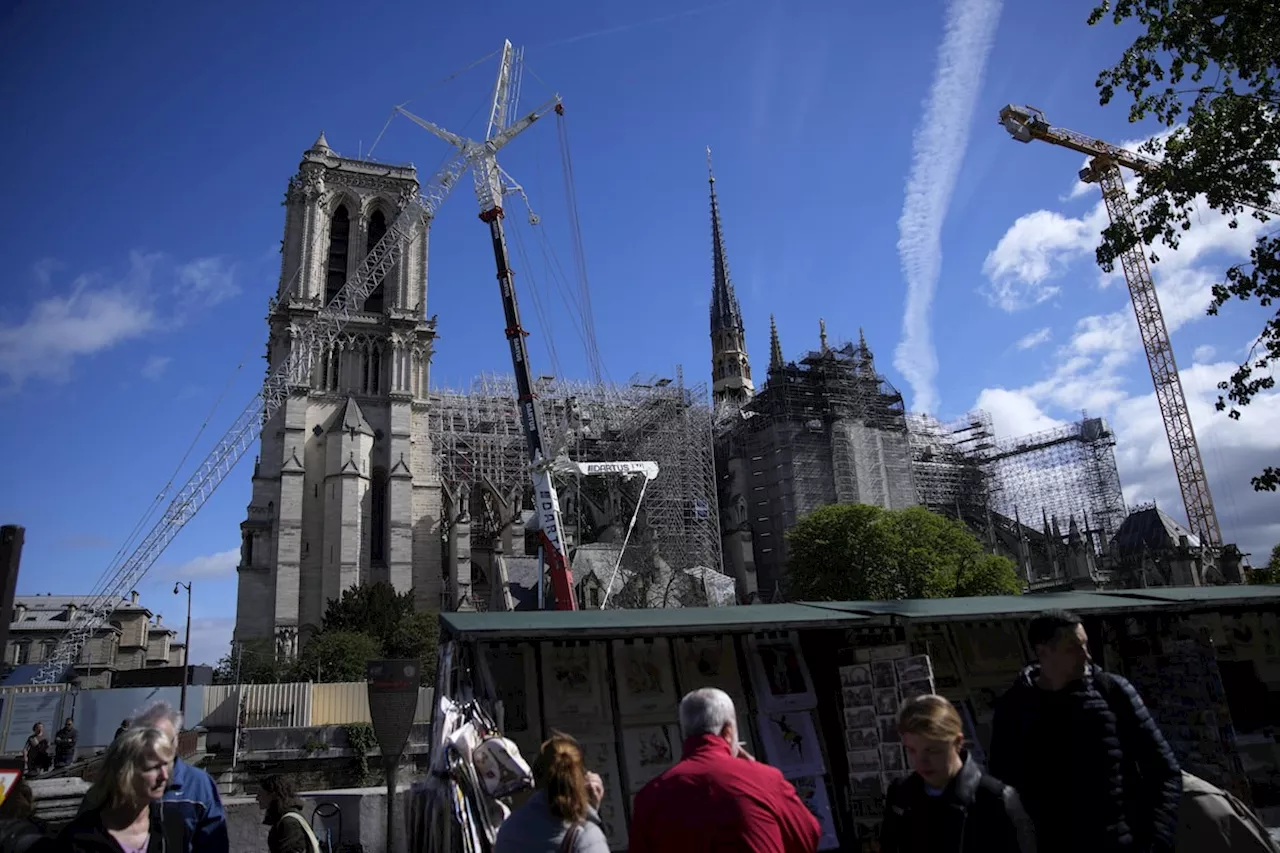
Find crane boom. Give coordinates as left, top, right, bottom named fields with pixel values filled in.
left=999, top=104, right=1223, bottom=549
left=32, top=149, right=474, bottom=684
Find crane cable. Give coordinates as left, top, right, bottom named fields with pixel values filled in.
left=85, top=338, right=255, bottom=603
left=555, top=112, right=606, bottom=387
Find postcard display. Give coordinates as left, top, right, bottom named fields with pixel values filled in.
left=747, top=632, right=840, bottom=851
left=838, top=644, right=936, bottom=848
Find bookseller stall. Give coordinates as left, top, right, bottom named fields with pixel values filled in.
left=413, top=586, right=1280, bottom=853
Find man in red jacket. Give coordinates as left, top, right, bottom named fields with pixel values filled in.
left=630, top=687, right=821, bottom=853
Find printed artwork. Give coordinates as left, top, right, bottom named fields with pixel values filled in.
left=540, top=642, right=605, bottom=722
left=578, top=738, right=628, bottom=848
left=674, top=635, right=746, bottom=699
left=748, top=633, right=816, bottom=713
left=839, top=664, right=871, bottom=686
left=955, top=621, right=1028, bottom=677
left=622, top=724, right=679, bottom=792
left=790, top=776, right=840, bottom=851
left=759, top=711, right=826, bottom=778
left=613, top=638, right=678, bottom=719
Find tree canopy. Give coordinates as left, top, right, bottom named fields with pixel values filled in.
left=1088, top=0, right=1280, bottom=490
left=212, top=582, right=439, bottom=685
left=785, top=504, right=1023, bottom=601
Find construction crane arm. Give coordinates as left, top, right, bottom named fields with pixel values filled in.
left=999, top=104, right=1160, bottom=175
left=32, top=149, right=471, bottom=685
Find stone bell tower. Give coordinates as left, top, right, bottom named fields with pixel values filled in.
left=233, top=134, right=444, bottom=656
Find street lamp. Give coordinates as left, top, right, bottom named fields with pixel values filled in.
left=173, top=582, right=192, bottom=717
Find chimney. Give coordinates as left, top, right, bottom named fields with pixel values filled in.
left=13, top=603, right=25, bottom=623
left=155, top=614, right=162, bottom=627
left=130, top=590, right=139, bottom=605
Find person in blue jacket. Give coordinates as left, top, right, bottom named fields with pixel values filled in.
left=131, top=702, right=229, bottom=853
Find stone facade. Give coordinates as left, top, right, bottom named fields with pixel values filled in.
left=6, top=593, right=184, bottom=689
left=233, top=135, right=442, bottom=652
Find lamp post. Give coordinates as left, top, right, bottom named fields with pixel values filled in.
left=173, top=582, right=192, bottom=717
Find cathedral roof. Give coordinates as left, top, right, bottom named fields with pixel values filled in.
left=1110, top=505, right=1200, bottom=555
left=329, top=397, right=375, bottom=437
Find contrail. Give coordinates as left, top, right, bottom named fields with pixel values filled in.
left=894, top=0, right=1003, bottom=414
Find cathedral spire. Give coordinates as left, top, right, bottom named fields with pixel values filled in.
left=769, top=314, right=784, bottom=373
left=706, top=147, right=753, bottom=407
left=819, top=318, right=829, bottom=352
left=708, top=147, right=743, bottom=335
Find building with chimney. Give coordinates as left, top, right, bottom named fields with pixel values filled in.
left=5, top=592, right=185, bottom=689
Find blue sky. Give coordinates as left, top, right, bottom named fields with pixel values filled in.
left=2, top=0, right=1276, bottom=665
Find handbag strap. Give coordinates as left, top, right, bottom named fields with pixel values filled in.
left=559, top=823, right=583, bottom=853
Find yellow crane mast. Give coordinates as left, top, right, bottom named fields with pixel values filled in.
left=998, top=104, right=1223, bottom=549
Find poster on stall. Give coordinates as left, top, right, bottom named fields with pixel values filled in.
left=758, top=711, right=826, bottom=778
left=613, top=638, right=679, bottom=720
left=482, top=642, right=541, bottom=758
left=674, top=635, right=747, bottom=702
left=578, top=737, right=629, bottom=849
left=621, top=724, right=681, bottom=793
left=747, top=632, right=817, bottom=714
left=791, top=775, right=840, bottom=851
left=540, top=641, right=610, bottom=734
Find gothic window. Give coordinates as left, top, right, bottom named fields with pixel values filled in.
left=370, top=467, right=388, bottom=565
left=370, top=346, right=382, bottom=395
left=364, top=209, right=387, bottom=313
left=327, top=347, right=340, bottom=391
left=325, top=205, right=351, bottom=304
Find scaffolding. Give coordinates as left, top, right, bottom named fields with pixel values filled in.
left=985, top=417, right=1128, bottom=549
left=427, top=368, right=723, bottom=585
left=715, top=336, right=917, bottom=593
left=906, top=411, right=996, bottom=525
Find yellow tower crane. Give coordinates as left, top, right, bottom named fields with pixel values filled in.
left=998, top=104, right=1223, bottom=549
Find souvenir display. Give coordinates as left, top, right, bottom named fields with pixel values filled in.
left=578, top=737, right=629, bottom=848
left=838, top=645, right=936, bottom=844
left=909, top=624, right=965, bottom=694
left=674, top=634, right=747, bottom=701
left=791, top=775, right=840, bottom=851
left=758, top=711, right=826, bottom=778
left=747, top=631, right=817, bottom=714
left=613, top=637, right=680, bottom=720
left=953, top=620, right=1028, bottom=678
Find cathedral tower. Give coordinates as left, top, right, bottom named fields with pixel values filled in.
left=233, top=134, right=444, bottom=656
left=707, top=150, right=754, bottom=408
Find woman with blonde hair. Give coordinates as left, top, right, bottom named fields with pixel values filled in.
left=494, top=734, right=609, bottom=853
left=56, top=727, right=190, bottom=853
left=880, top=695, right=1036, bottom=853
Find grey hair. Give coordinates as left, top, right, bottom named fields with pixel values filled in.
left=132, top=701, right=184, bottom=738
left=678, top=688, right=736, bottom=740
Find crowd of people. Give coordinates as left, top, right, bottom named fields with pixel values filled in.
left=1, top=701, right=318, bottom=853
left=2, top=608, right=1276, bottom=853
left=493, top=609, right=1277, bottom=853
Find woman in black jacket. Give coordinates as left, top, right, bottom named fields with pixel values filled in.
left=56, top=727, right=188, bottom=853
left=256, top=775, right=318, bottom=853
left=880, top=695, right=1036, bottom=853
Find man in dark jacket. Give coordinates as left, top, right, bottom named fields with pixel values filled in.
left=989, top=610, right=1182, bottom=853
left=53, top=719, right=77, bottom=768
left=132, top=702, right=229, bottom=853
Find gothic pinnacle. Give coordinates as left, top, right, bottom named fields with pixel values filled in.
left=769, top=314, right=784, bottom=372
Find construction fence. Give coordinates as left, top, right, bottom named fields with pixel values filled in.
left=0, top=681, right=432, bottom=757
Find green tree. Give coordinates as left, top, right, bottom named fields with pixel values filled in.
left=212, top=637, right=287, bottom=685
left=785, top=504, right=1023, bottom=602
left=317, top=582, right=440, bottom=685
left=290, top=631, right=384, bottom=683
left=1088, top=0, right=1280, bottom=490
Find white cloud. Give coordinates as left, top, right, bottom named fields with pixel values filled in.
left=171, top=548, right=239, bottom=579
left=1014, top=327, right=1052, bottom=351
left=982, top=208, right=1106, bottom=310
left=976, top=387, right=1065, bottom=438
left=1193, top=344, right=1216, bottom=363
left=175, top=257, right=240, bottom=309
left=0, top=253, right=158, bottom=390
left=141, top=355, right=172, bottom=381
left=186, top=617, right=234, bottom=667
left=894, top=0, right=1004, bottom=414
